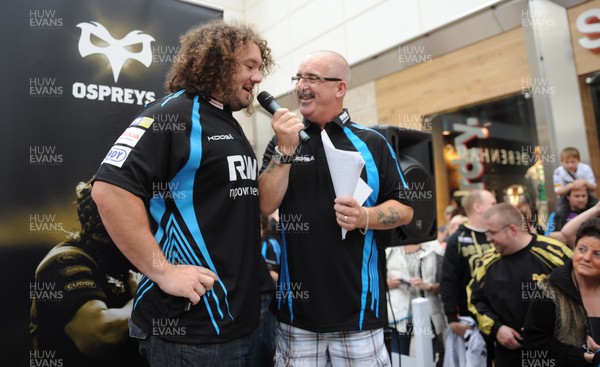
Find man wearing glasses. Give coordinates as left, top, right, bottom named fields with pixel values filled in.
left=258, top=50, right=414, bottom=366
left=467, top=203, right=572, bottom=367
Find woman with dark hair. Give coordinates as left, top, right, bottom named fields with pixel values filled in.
left=523, top=218, right=600, bottom=366
left=547, top=186, right=598, bottom=235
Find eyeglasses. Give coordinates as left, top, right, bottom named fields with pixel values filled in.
left=291, top=75, right=343, bottom=84
left=485, top=224, right=511, bottom=237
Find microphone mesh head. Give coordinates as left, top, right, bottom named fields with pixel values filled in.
left=257, top=91, right=273, bottom=108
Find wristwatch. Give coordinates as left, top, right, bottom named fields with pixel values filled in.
left=273, top=146, right=293, bottom=165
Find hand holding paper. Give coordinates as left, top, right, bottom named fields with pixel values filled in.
left=321, top=130, right=372, bottom=239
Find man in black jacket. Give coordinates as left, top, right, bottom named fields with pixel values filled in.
left=440, top=190, right=496, bottom=337
left=468, top=203, right=572, bottom=367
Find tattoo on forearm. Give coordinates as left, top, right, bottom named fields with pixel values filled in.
left=265, top=159, right=277, bottom=173
left=375, top=207, right=401, bottom=226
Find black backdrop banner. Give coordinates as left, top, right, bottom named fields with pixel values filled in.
left=0, top=1, right=221, bottom=365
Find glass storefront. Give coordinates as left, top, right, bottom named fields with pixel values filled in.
left=430, top=93, right=549, bottom=216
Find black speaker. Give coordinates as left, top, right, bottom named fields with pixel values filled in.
left=371, top=125, right=437, bottom=247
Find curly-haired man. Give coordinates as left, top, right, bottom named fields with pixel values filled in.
left=92, top=20, right=274, bottom=366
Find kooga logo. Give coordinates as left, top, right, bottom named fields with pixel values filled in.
left=207, top=134, right=234, bottom=141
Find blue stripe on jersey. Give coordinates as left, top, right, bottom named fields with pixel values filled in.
left=133, top=193, right=168, bottom=309
left=169, top=96, right=234, bottom=333
left=368, top=234, right=380, bottom=318
left=151, top=197, right=167, bottom=245
left=161, top=89, right=185, bottom=107
left=341, top=126, right=381, bottom=330
left=342, top=127, right=378, bottom=207
left=350, top=123, right=409, bottom=189
left=134, top=276, right=154, bottom=310
left=262, top=238, right=282, bottom=264
left=277, top=207, right=294, bottom=323
left=261, top=241, right=267, bottom=259
left=202, top=295, right=221, bottom=334
left=163, top=215, right=229, bottom=326
left=140, top=96, right=232, bottom=334
left=270, top=238, right=282, bottom=264
left=163, top=214, right=205, bottom=266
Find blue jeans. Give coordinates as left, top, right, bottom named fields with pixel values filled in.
left=254, top=293, right=276, bottom=367
left=130, top=320, right=256, bottom=367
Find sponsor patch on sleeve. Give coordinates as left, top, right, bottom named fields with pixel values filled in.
left=131, top=116, right=154, bottom=128
left=60, top=265, right=93, bottom=277
left=64, top=280, right=97, bottom=291
left=115, top=126, right=146, bottom=148
left=101, top=146, right=132, bottom=168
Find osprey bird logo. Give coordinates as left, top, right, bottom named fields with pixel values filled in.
left=77, top=21, right=155, bottom=83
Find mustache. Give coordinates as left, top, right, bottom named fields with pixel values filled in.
left=294, top=87, right=314, bottom=99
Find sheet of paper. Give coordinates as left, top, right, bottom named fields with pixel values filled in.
left=353, top=178, right=372, bottom=207
left=321, top=130, right=373, bottom=239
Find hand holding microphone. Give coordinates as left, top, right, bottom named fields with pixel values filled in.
left=257, top=91, right=309, bottom=145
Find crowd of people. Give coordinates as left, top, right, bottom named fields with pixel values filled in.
left=29, top=19, right=600, bottom=367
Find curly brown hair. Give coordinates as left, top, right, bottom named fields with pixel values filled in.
left=75, top=181, right=111, bottom=243
left=165, top=20, right=274, bottom=114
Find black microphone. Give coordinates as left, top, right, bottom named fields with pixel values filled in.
left=257, top=91, right=310, bottom=144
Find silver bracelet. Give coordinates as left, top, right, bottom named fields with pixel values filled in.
left=359, top=207, right=369, bottom=235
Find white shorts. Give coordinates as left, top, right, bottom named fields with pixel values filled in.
left=274, top=322, right=391, bottom=367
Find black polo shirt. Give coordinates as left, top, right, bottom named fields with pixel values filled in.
left=260, top=109, right=411, bottom=332
left=93, top=91, right=262, bottom=343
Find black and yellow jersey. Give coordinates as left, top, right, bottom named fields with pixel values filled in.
left=440, top=224, right=494, bottom=323
left=467, top=234, right=572, bottom=338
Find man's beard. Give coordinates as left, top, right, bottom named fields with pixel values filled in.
left=224, top=85, right=253, bottom=112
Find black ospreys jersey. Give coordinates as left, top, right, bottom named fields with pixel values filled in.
left=440, top=224, right=494, bottom=323
left=260, top=109, right=412, bottom=333
left=468, top=235, right=572, bottom=367
left=94, top=91, right=262, bottom=343
left=468, top=235, right=573, bottom=337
